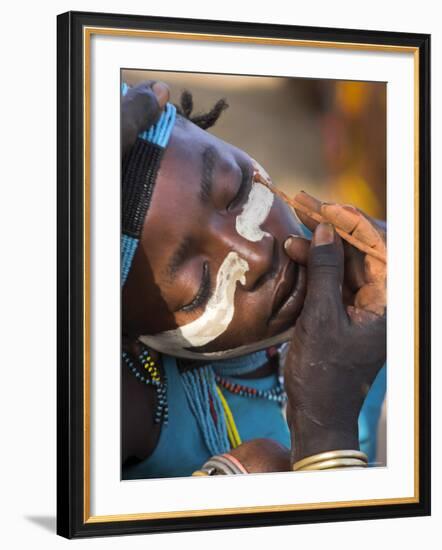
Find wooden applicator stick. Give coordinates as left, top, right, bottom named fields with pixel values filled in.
left=255, top=172, right=386, bottom=264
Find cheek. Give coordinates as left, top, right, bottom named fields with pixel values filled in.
left=203, top=289, right=273, bottom=352
left=139, top=251, right=250, bottom=355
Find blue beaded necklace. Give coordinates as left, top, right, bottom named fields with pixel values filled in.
left=123, top=345, right=287, bottom=456
left=122, top=348, right=169, bottom=425
left=179, top=348, right=287, bottom=455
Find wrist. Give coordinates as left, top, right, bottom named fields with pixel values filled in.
left=290, top=412, right=359, bottom=465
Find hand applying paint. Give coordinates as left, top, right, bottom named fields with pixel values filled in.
left=291, top=191, right=387, bottom=316
left=283, top=223, right=386, bottom=466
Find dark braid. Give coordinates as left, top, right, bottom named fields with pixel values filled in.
left=174, top=90, right=229, bottom=130
left=179, top=89, right=194, bottom=118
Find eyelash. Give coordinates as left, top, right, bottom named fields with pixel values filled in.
left=180, top=261, right=212, bottom=313
left=179, top=163, right=252, bottom=314
left=227, top=164, right=253, bottom=211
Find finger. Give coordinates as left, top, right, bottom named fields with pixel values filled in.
left=354, top=282, right=386, bottom=315
left=321, top=203, right=386, bottom=285
left=293, top=193, right=387, bottom=287
left=365, top=254, right=386, bottom=284
left=121, top=81, right=170, bottom=156
left=128, top=80, right=170, bottom=133
left=283, top=234, right=310, bottom=266
left=346, top=305, right=382, bottom=325
left=343, top=245, right=367, bottom=290
left=302, top=223, right=346, bottom=322
left=321, top=203, right=384, bottom=249
left=293, top=191, right=322, bottom=232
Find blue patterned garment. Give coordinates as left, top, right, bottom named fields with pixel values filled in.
left=122, top=352, right=385, bottom=479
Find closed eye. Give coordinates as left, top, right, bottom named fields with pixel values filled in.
left=226, top=162, right=253, bottom=211
left=179, top=262, right=212, bottom=313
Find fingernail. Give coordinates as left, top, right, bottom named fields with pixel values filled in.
left=152, top=82, right=169, bottom=105
left=313, top=223, right=334, bottom=246
left=284, top=233, right=304, bottom=248
left=284, top=237, right=294, bottom=251
left=284, top=233, right=310, bottom=250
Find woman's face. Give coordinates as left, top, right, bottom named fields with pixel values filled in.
left=123, top=115, right=308, bottom=359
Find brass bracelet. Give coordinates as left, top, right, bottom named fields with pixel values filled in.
left=300, top=458, right=368, bottom=471
left=292, top=450, right=368, bottom=471
left=192, top=453, right=248, bottom=476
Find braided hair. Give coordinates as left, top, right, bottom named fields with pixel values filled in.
left=173, top=90, right=229, bottom=130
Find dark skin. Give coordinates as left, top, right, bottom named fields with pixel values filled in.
left=121, top=80, right=170, bottom=157
left=123, top=114, right=307, bottom=349
left=121, top=81, right=386, bottom=471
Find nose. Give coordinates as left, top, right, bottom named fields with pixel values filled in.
left=208, top=216, right=276, bottom=292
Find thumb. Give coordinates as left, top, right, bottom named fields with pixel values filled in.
left=304, top=223, right=345, bottom=314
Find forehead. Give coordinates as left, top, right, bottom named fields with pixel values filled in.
left=135, top=120, right=224, bottom=273
left=164, top=114, right=244, bottom=169
left=139, top=119, right=246, bottom=246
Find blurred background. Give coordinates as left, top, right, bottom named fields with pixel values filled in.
left=123, top=69, right=386, bottom=220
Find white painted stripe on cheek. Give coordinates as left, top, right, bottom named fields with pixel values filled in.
left=235, top=182, right=274, bottom=242
left=139, top=251, right=249, bottom=354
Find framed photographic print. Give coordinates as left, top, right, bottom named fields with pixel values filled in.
left=57, top=10, right=431, bottom=538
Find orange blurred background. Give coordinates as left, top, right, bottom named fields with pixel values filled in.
left=123, top=70, right=386, bottom=220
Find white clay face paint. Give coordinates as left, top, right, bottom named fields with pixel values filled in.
left=140, top=158, right=275, bottom=357
left=139, top=251, right=249, bottom=355
left=235, top=158, right=274, bottom=242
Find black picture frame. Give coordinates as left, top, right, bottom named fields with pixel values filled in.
left=57, top=10, right=431, bottom=539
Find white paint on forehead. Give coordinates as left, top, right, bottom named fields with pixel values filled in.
left=139, top=251, right=249, bottom=356
left=140, top=158, right=277, bottom=358
left=235, top=158, right=274, bottom=242
left=235, top=182, right=274, bottom=242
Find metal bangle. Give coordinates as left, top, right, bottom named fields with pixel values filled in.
left=292, top=450, right=368, bottom=471
left=299, top=458, right=368, bottom=471
left=192, top=453, right=248, bottom=476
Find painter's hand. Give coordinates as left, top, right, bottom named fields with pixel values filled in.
left=293, top=191, right=386, bottom=316
left=284, top=223, right=386, bottom=465
left=121, top=80, right=170, bottom=157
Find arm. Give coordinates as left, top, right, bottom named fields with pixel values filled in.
left=284, top=220, right=386, bottom=469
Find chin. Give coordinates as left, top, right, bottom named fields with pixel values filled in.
left=183, top=329, right=294, bottom=361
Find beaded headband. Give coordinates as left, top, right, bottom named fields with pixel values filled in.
left=121, top=82, right=177, bottom=286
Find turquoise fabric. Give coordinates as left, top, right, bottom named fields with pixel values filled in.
left=358, top=365, right=386, bottom=464
left=122, top=354, right=290, bottom=479
left=219, top=373, right=290, bottom=448
left=122, top=354, right=386, bottom=479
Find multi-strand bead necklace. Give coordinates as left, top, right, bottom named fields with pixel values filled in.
left=122, top=348, right=168, bottom=424
left=214, top=375, right=287, bottom=403
left=122, top=345, right=288, bottom=452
